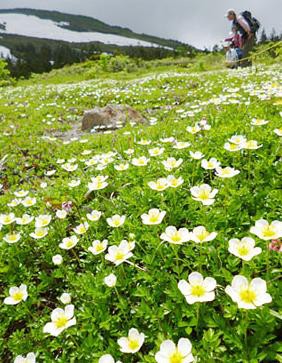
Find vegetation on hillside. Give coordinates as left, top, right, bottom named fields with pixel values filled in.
left=0, top=51, right=281, bottom=362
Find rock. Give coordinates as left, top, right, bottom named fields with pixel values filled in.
left=81, top=104, right=146, bottom=131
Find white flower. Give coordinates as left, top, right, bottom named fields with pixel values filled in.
left=162, top=157, right=183, bottom=171
left=35, top=214, right=52, bottom=228
left=52, top=254, right=63, bottom=265
left=59, top=293, right=71, bottom=304
left=68, top=179, right=81, bottom=188
left=106, top=215, right=126, bottom=228
left=167, top=175, right=184, bottom=188
left=88, top=175, right=108, bottom=191
left=30, top=228, right=48, bottom=239
left=14, top=190, right=29, bottom=198
left=21, top=197, right=36, bottom=207
left=8, top=199, right=22, bottom=207
left=224, top=142, right=243, bottom=152
left=190, top=226, right=217, bottom=243
left=190, top=184, right=218, bottom=206
left=73, top=222, right=89, bottom=234
left=178, top=272, right=216, bottom=304
left=56, top=210, right=67, bottom=219
left=98, top=354, right=121, bottom=363
left=173, top=141, right=190, bottom=149
left=0, top=213, right=16, bottom=225
left=228, top=135, right=246, bottom=145
left=43, top=304, right=76, bottom=336
left=250, top=219, right=282, bottom=240
left=187, top=125, right=201, bottom=134
left=137, top=139, right=151, bottom=145
left=148, top=178, right=169, bottom=191
left=3, top=233, right=21, bottom=244
left=155, top=338, right=194, bottom=363
left=225, top=275, right=272, bottom=309
left=228, top=237, right=262, bottom=261
left=59, top=236, right=79, bottom=250
left=104, top=273, right=117, bottom=287
left=251, top=118, right=269, bottom=126
left=4, top=284, right=28, bottom=305
left=190, top=151, right=204, bottom=160
left=274, top=128, right=282, bottom=136
left=132, top=156, right=150, bottom=166
left=215, top=167, right=240, bottom=178
left=242, top=140, right=263, bottom=150
left=114, top=163, right=129, bottom=171
left=16, top=214, right=34, bottom=225
left=141, top=208, right=166, bottom=225
left=61, top=163, right=78, bottom=172
left=201, top=158, right=220, bottom=170
left=161, top=226, right=190, bottom=245
left=87, top=210, right=102, bottom=222
left=149, top=147, right=164, bottom=157
left=117, top=328, right=145, bottom=353
left=88, top=240, right=108, bottom=255
left=14, top=352, right=36, bottom=363
left=105, top=240, right=133, bottom=266
left=160, top=137, right=175, bottom=143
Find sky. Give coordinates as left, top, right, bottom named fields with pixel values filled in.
left=0, top=0, right=280, bottom=48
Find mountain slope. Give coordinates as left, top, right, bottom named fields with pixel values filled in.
left=0, top=8, right=191, bottom=49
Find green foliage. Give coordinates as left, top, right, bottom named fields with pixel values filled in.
left=0, top=59, right=14, bottom=86
left=0, top=58, right=281, bottom=363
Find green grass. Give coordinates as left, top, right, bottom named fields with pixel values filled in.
left=0, top=60, right=281, bottom=363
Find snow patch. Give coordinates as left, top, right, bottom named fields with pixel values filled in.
left=0, top=45, right=12, bottom=58
left=0, top=13, right=163, bottom=48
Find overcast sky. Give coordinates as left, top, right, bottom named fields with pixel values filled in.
left=0, top=0, right=280, bottom=48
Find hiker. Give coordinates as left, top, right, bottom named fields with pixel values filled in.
left=225, top=9, right=260, bottom=66
left=223, top=41, right=239, bottom=69
left=224, top=25, right=243, bottom=60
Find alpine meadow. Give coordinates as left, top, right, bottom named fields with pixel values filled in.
left=0, top=9, right=282, bottom=363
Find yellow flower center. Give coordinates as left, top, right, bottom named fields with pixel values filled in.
left=96, top=243, right=104, bottom=252
left=238, top=245, right=249, bottom=256
left=12, top=291, right=24, bottom=301
left=55, top=315, right=68, bottom=328
left=262, top=226, right=275, bottom=238
left=128, top=338, right=140, bottom=350
left=149, top=215, right=159, bottom=223
left=197, top=231, right=209, bottom=241
left=171, top=232, right=182, bottom=243
left=191, top=285, right=205, bottom=297
left=170, top=179, right=178, bottom=186
left=66, top=240, right=74, bottom=248
left=198, top=190, right=210, bottom=200
left=115, top=251, right=125, bottom=260
left=240, top=288, right=256, bottom=304
left=169, top=351, right=183, bottom=363
left=8, top=234, right=18, bottom=241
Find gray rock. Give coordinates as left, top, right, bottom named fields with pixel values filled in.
left=81, top=104, right=146, bottom=131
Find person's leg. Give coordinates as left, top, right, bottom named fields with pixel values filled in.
left=240, top=35, right=255, bottom=67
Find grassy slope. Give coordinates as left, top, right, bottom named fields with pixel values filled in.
left=0, top=58, right=281, bottom=362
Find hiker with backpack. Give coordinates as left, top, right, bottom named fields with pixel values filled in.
left=225, top=9, right=260, bottom=67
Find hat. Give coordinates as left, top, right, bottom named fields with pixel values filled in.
left=225, top=9, right=236, bottom=17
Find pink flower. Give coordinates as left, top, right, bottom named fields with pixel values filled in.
left=62, top=201, right=73, bottom=212
left=268, top=239, right=282, bottom=252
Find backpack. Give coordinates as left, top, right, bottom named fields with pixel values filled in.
left=241, top=11, right=261, bottom=33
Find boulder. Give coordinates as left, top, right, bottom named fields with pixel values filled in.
left=81, top=104, right=146, bottom=131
